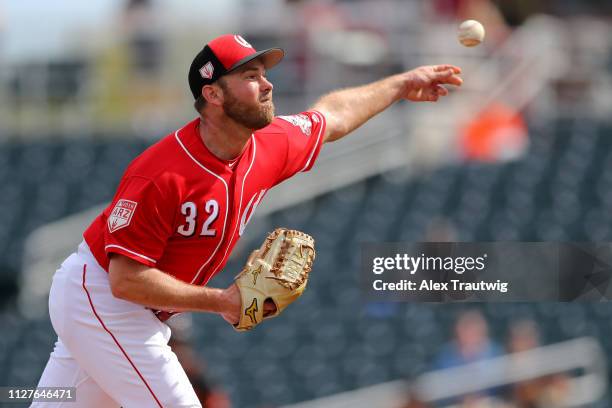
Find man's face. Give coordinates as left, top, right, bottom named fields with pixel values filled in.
left=219, top=60, right=274, bottom=130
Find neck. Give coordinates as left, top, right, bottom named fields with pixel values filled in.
left=198, top=114, right=252, bottom=161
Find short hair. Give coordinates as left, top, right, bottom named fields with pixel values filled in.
left=194, top=96, right=206, bottom=113
left=193, top=77, right=228, bottom=114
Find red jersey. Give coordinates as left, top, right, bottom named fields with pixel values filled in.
left=84, top=110, right=325, bottom=286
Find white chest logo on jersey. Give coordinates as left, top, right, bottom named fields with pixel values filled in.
left=278, top=114, right=312, bottom=136
left=239, top=189, right=266, bottom=236
left=108, top=199, right=137, bottom=233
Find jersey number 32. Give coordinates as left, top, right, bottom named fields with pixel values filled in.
left=177, top=200, right=219, bottom=237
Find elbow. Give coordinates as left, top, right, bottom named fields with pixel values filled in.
left=324, top=123, right=350, bottom=143
left=108, top=257, right=138, bottom=301
left=321, top=112, right=349, bottom=143
left=325, top=126, right=348, bottom=143
left=108, top=254, right=149, bottom=301
left=108, top=270, right=130, bottom=300
left=313, top=101, right=350, bottom=143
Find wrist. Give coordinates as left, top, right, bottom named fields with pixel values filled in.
left=386, top=74, right=407, bottom=102
left=198, top=287, right=227, bottom=314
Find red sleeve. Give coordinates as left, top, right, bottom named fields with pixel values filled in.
left=103, top=176, right=174, bottom=267
left=274, top=110, right=326, bottom=184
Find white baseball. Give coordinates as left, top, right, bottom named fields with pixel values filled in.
left=457, top=20, right=485, bottom=47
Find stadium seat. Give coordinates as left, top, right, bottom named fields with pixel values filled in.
left=4, top=119, right=612, bottom=407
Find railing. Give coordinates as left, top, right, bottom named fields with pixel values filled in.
left=280, top=337, right=607, bottom=408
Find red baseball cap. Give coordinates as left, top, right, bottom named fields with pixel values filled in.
left=188, top=34, right=284, bottom=99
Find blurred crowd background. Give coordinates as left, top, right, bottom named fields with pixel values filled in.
left=1, top=0, right=612, bottom=407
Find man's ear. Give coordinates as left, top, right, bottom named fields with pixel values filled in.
left=202, top=84, right=223, bottom=107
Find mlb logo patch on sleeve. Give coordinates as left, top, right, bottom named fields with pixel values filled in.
left=108, top=199, right=138, bottom=233
left=278, top=114, right=312, bottom=136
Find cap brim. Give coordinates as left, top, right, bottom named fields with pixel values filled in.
left=228, top=48, right=285, bottom=73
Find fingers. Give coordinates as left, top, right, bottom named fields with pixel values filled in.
left=422, top=88, right=438, bottom=102
left=425, top=85, right=450, bottom=102
left=435, top=84, right=449, bottom=97
left=405, top=84, right=450, bottom=102
left=263, top=299, right=277, bottom=317
left=434, top=65, right=462, bottom=74
left=435, top=71, right=463, bottom=86
left=404, top=65, right=460, bottom=101
left=429, top=65, right=463, bottom=87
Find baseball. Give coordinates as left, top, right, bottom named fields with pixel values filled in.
left=457, top=19, right=485, bottom=47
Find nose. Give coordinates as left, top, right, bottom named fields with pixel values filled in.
left=260, top=76, right=273, bottom=93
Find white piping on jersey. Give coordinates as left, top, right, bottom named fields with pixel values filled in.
left=239, top=188, right=266, bottom=236
left=205, top=135, right=257, bottom=285
left=300, top=110, right=326, bottom=172
left=105, top=245, right=157, bottom=264
left=174, top=128, right=229, bottom=284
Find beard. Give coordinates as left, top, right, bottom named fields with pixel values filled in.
left=222, top=88, right=274, bottom=130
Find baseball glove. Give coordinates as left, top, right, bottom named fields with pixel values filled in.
left=233, top=228, right=315, bottom=331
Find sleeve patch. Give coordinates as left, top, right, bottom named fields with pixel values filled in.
left=277, top=114, right=312, bottom=136
left=108, top=199, right=138, bottom=233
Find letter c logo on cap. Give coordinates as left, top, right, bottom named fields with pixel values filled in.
left=234, top=35, right=253, bottom=49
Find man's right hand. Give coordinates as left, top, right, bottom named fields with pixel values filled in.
left=401, top=65, right=463, bottom=102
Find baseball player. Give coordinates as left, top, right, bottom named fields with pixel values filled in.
left=33, top=34, right=462, bottom=407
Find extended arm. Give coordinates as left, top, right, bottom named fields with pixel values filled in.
left=312, top=65, right=463, bottom=143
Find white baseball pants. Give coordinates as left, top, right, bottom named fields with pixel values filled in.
left=32, top=241, right=201, bottom=408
